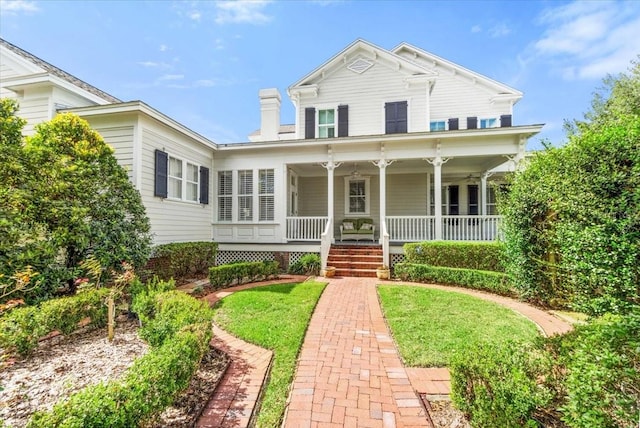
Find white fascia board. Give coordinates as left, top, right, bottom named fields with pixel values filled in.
left=217, top=124, right=544, bottom=152
left=2, top=73, right=113, bottom=105
left=64, top=101, right=218, bottom=150
left=393, top=43, right=523, bottom=100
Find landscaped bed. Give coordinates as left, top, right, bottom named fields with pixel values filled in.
left=211, top=280, right=326, bottom=428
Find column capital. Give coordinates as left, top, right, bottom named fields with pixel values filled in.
left=371, top=159, right=395, bottom=169
left=321, top=161, right=342, bottom=171
left=424, top=156, right=451, bottom=167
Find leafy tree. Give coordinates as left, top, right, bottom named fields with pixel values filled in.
left=0, top=103, right=152, bottom=302
left=501, top=60, right=640, bottom=315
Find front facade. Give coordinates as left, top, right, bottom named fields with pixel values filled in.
left=0, top=38, right=542, bottom=269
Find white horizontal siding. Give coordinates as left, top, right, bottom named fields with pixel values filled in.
left=386, top=173, right=428, bottom=216
left=17, top=97, right=51, bottom=135
left=297, top=58, right=428, bottom=137
left=298, top=177, right=327, bottom=216
left=94, top=126, right=135, bottom=181
left=140, top=124, right=214, bottom=245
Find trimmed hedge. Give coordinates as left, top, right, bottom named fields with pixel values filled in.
left=451, top=340, right=554, bottom=428
left=394, top=263, right=513, bottom=296
left=0, top=288, right=110, bottom=356
left=209, top=260, right=279, bottom=290
left=404, top=241, right=504, bottom=272
left=451, top=309, right=640, bottom=428
left=27, top=286, right=214, bottom=427
left=148, top=241, right=218, bottom=282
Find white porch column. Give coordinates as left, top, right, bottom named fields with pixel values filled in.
left=480, top=173, right=487, bottom=216
left=321, top=152, right=341, bottom=243
left=426, top=171, right=431, bottom=215
left=425, top=143, right=450, bottom=240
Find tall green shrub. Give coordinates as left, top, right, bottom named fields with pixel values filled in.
left=500, top=61, right=640, bottom=315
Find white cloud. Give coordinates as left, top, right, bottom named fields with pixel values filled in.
left=137, top=61, right=170, bottom=68
left=471, top=25, right=482, bottom=33
left=159, top=44, right=169, bottom=52
left=215, top=0, right=272, bottom=25
left=0, top=0, right=39, bottom=14
left=158, top=74, right=184, bottom=81
left=188, top=10, right=202, bottom=21
left=489, top=23, right=511, bottom=38
left=214, top=38, right=225, bottom=50
left=535, top=0, right=640, bottom=80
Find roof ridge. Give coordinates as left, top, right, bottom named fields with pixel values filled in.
left=0, top=38, right=122, bottom=104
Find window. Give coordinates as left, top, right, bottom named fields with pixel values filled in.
left=186, top=163, right=199, bottom=202
left=318, top=109, right=335, bottom=138
left=385, top=101, right=408, bottom=134
left=468, top=185, right=479, bottom=215
left=487, top=186, right=499, bottom=215
left=218, top=171, right=232, bottom=221
left=344, top=177, right=370, bottom=215
left=429, top=185, right=447, bottom=215
left=448, top=185, right=459, bottom=215
left=238, top=170, right=253, bottom=221
left=480, top=118, right=498, bottom=129
left=154, top=150, right=208, bottom=204
left=259, top=169, right=274, bottom=221
left=168, top=156, right=183, bottom=199
left=430, top=120, right=446, bottom=132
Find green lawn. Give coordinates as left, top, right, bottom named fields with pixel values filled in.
left=211, top=281, right=326, bottom=428
left=378, top=285, right=540, bottom=367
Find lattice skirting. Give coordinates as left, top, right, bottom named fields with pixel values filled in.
left=216, top=250, right=318, bottom=269
left=391, top=253, right=405, bottom=268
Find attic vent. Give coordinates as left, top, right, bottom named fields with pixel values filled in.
left=347, top=58, right=373, bottom=74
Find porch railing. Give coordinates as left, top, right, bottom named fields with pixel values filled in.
left=387, top=216, right=436, bottom=241
left=441, top=215, right=502, bottom=241
left=386, top=215, right=502, bottom=241
left=286, top=216, right=329, bottom=241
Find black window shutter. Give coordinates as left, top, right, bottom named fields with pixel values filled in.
left=338, top=105, right=348, bottom=137
left=448, top=118, right=459, bottom=131
left=385, top=101, right=408, bottom=134
left=305, top=107, right=315, bottom=139
left=500, top=114, right=512, bottom=127
left=199, top=166, right=209, bottom=204
left=467, top=116, right=477, bottom=129
left=154, top=149, right=168, bottom=198
left=468, top=185, right=479, bottom=215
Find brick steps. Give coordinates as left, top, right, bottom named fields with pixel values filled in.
left=327, top=245, right=383, bottom=278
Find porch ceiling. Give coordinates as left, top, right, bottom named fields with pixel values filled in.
left=289, top=154, right=513, bottom=178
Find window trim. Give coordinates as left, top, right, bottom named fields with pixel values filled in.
left=163, top=154, right=206, bottom=204
left=258, top=169, right=275, bottom=221
left=430, top=120, right=447, bottom=132
left=344, top=176, right=371, bottom=216
left=479, top=117, right=498, bottom=129
left=318, top=108, right=336, bottom=139
left=217, top=170, right=233, bottom=222
left=238, top=169, right=253, bottom=222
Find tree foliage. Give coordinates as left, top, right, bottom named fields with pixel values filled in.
left=500, top=60, right=640, bottom=315
left=0, top=101, right=151, bottom=303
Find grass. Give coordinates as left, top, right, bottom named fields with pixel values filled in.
left=378, top=285, right=540, bottom=367
left=211, top=281, right=326, bottom=428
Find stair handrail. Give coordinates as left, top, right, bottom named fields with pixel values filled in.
left=320, top=217, right=333, bottom=269
left=382, top=219, right=390, bottom=268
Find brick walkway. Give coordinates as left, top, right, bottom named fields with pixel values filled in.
left=196, top=275, right=307, bottom=428
left=283, top=277, right=430, bottom=428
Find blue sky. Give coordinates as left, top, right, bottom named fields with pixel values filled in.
left=1, top=0, right=639, bottom=149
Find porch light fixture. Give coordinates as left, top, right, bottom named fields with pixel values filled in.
left=350, top=163, right=361, bottom=179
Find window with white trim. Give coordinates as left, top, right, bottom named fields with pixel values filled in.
left=344, top=177, right=370, bottom=215
left=238, top=170, right=253, bottom=221
left=318, top=109, right=335, bottom=138
left=186, top=163, right=199, bottom=202
left=430, top=120, right=446, bottom=132
left=218, top=170, right=232, bottom=221
left=480, top=118, right=498, bottom=129
left=168, top=156, right=183, bottom=199
left=259, top=169, right=274, bottom=221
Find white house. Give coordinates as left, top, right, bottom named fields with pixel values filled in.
left=0, top=38, right=543, bottom=274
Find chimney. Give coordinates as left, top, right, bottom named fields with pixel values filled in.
left=259, top=88, right=281, bottom=141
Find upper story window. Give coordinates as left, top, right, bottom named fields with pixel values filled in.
left=385, top=101, right=408, bottom=134
left=344, top=176, right=370, bottom=215
left=480, top=118, right=498, bottom=129
left=430, top=120, right=446, bottom=132
left=318, top=109, right=335, bottom=138
left=154, top=150, right=209, bottom=204
left=217, top=170, right=232, bottom=221
left=305, top=105, right=349, bottom=139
